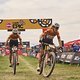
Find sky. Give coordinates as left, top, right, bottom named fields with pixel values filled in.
left=0, top=0, right=80, bottom=46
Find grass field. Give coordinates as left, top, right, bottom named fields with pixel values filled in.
left=0, top=55, right=80, bottom=80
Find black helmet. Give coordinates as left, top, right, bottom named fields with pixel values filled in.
left=52, top=23, right=60, bottom=30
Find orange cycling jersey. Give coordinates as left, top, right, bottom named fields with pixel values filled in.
left=8, top=34, right=21, bottom=40
left=41, top=28, right=60, bottom=39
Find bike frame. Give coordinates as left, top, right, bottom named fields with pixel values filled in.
left=38, top=43, right=56, bottom=77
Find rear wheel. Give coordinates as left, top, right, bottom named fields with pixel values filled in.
left=42, top=52, right=56, bottom=77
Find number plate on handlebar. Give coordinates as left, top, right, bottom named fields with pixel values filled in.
left=49, top=44, right=55, bottom=49
left=12, top=46, right=18, bottom=51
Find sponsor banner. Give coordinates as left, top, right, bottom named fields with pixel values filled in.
left=0, top=19, right=52, bottom=30
left=71, top=52, right=80, bottom=64
left=64, top=52, right=75, bottom=63
left=59, top=53, right=67, bottom=62
left=59, top=52, right=80, bottom=64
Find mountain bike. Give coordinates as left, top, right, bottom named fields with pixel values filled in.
left=38, top=43, right=56, bottom=77
left=11, top=45, right=18, bottom=75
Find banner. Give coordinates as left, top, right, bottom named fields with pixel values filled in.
left=0, top=19, right=52, bottom=30
left=59, top=52, right=80, bottom=64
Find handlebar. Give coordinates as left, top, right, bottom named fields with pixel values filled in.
left=41, top=42, right=55, bottom=49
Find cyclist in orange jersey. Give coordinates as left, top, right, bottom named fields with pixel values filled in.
left=37, top=23, right=62, bottom=71
left=5, top=28, right=23, bottom=67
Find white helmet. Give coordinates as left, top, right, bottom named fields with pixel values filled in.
left=54, top=23, right=60, bottom=27
left=12, top=28, right=18, bottom=34
left=53, top=23, right=60, bottom=29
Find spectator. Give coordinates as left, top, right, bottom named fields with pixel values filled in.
left=72, top=43, right=80, bottom=52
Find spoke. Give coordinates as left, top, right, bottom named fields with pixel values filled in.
left=42, top=52, right=56, bottom=77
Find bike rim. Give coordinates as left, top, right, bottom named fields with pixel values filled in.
left=13, top=53, right=16, bottom=75
left=42, top=52, right=56, bottom=77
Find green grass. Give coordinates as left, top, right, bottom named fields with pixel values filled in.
left=0, top=55, right=80, bottom=80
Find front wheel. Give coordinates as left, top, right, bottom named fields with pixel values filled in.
left=42, top=52, right=56, bottom=77
left=12, top=52, right=17, bottom=75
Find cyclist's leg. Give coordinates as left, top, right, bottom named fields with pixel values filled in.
left=9, top=40, right=13, bottom=66
left=37, top=49, right=43, bottom=71
left=37, top=44, right=44, bottom=71
left=38, top=49, right=44, bottom=66
left=10, top=48, right=12, bottom=63
left=16, top=50, right=19, bottom=65
left=9, top=48, right=13, bottom=67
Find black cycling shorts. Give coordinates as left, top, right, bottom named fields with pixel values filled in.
left=9, top=40, right=18, bottom=48
left=41, top=38, right=53, bottom=50
left=42, top=38, right=53, bottom=44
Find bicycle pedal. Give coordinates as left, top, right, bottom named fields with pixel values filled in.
left=17, top=63, right=19, bottom=65
left=37, top=67, right=40, bottom=72
left=9, top=64, right=12, bottom=67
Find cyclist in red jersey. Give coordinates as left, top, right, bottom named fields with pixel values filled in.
left=5, top=28, right=23, bottom=67
left=37, top=23, right=62, bottom=71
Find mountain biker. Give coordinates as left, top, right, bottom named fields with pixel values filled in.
left=37, top=23, right=62, bottom=71
left=5, top=28, right=23, bottom=67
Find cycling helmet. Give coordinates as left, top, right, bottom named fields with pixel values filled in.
left=12, top=28, right=18, bottom=34
left=52, top=23, right=60, bottom=30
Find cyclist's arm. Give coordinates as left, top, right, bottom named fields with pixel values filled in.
left=5, top=36, right=10, bottom=46
left=18, top=35, right=23, bottom=46
left=56, top=32, right=62, bottom=47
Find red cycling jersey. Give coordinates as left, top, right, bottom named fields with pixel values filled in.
left=8, top=33, right=21, bottom=40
